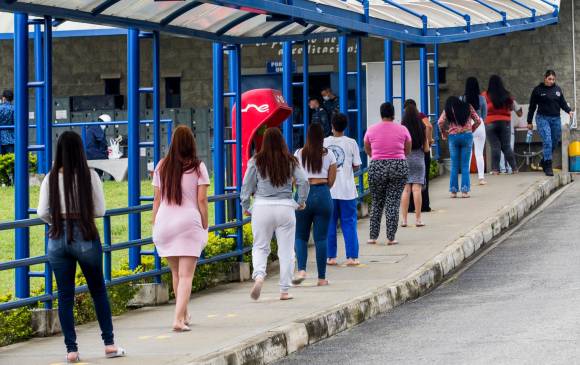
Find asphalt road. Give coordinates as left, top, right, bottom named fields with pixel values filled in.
left=278, top=181, right=580, bottom=365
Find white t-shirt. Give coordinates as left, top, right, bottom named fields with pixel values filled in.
left=324, top=136, right=362, bottom=200
left=294, top=148, right=337, bottom=179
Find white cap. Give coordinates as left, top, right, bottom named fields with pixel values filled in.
left=98, top=114, right=112, bottom=123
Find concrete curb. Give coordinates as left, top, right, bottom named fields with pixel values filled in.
left=189, top=173, right=572, bottom=365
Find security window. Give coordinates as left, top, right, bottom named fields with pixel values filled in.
left=104, top=78, right=121, bottom=95
left=165, top=77, right=181, bottom=108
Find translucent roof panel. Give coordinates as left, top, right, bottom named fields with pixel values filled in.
left=0, top=0, right=561, bottom=44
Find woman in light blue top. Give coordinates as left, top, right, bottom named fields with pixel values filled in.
left=241, top=127, right=309, bottom=301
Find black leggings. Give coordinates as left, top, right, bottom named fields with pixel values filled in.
left=368, top=159, right=408, bottom=241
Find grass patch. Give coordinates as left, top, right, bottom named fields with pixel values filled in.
left=0, top=180, right=215, bottom=295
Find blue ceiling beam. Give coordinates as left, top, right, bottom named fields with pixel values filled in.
left=303, top=24, right=320, bottom=36
left=430, top=0, right=471, bottom=32
left=539, top=0, right=558, bottom=16
left=91, top=0, right=121, bottom=16
left=383, top=0, right=428, bottom=35
left=214, top=13, right=260, bottom=36
left=509, top=0, right=537, bottom=21
left=159, top=1, right=203, bottom=26
left=263, top=20, right=294, bottom=38
left=473, top=0, right=507, bottom=25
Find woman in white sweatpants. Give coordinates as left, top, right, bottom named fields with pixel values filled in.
left=240, top=128, right=309, bottom=301
left=462, top=77, right=488, bottom=185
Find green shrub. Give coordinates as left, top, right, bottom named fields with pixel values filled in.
left=428, top=160, right=440, bottom=180
left=0, top=153, right=38, bottom=185
left=0, top=223, right=265, bottom=347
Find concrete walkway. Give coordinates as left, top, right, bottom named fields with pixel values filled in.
left=0, top=173, right=570, bottom=365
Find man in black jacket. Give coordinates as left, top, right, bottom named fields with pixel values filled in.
left=309, top=97, right=331, bottom=137
left=321, top=88, right=339, bottom=126
left=527, top=70, right=574, bottom=176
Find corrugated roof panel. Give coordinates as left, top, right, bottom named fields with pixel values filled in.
left=0, top=0, right=562, bottom=44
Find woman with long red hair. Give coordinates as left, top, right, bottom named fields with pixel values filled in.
left=241, top=128, right=309, bottom=301
left=152, top=125, right=210, bottom=332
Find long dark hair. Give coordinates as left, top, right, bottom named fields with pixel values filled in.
left=49, top=131, right=98, bottom=243
left=255, top=128, right=298, bottom=187
left=300, top=123, right=326, bottom=173
left=444, top=96, right=471, bottom=127
left=487, top=75, right=513, bottom=109
left=464, top=77, right=481, bottom=111
left=402, top=104, right=425, bottom=150
left=159, top=125, right=201, bottom=205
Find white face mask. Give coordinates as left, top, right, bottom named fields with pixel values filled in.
left=323, top=96, right=330, bottom=101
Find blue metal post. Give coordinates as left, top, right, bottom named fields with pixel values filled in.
left=33, top=24, right=45, bottom=174
left=338, top=36, right=348, bottom=115
left=419, top=46, right=429, bottom=118
left=384, top=40, right=393, bottom=103
left=282, top=41, right=293, bottom=149
left=152, top=31, right=162, bottom=283
left=43, top=17, right=53, bottom=308
left=14, top=12, right=30, bottom=298
left=127, top=28, right=141, bottom=269
left=104, top=216, right=112, bottom=283
left=400, top=42, right=406, bottom=117
left=302, top=41, right=309, bottom=140
left=212, top=42, right=225, bottom=225
left=152, top=31, right=161, bottom=166
left=43, top=226, right=52, bottom=308
left=233, top=45, right=243, bottom=260
left=43, top=16, right=53, bottom=173
left=433, top=44, right=441, bottom=160
left=355, top=37, right=364, bottom=196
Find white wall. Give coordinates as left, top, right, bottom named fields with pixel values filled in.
left=364, top=60, right=427, bottom=128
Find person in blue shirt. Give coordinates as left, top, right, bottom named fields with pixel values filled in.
left=85, top=114, right=110, bottom=160
left=0, top=89, right=15, bottom=155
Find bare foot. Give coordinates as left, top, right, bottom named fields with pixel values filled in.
left=367, top=239, right=377, bottom=245
left=479, top=179, right=487, bottom=185
left=327, top=258, right=338, bottom=266
left=461, top=193, right=470, bottom=198
left=172, top=324, right=191, bottom=332
left=250, top=277, right=264, bottom=300
left=280, top=293, right=293, bottom=300
left=66, top=351, right=80, bottom=363
left=346, top=259, right=360, bottom=266
left=450, top=193, right=458, bottom=198
left=387, top=240, right=399, bottom=245
left=105, top=345, right=127, bottom=358
left=292, top=271, right=307, bottom=285
left=317, top=279, right=329, bottom=286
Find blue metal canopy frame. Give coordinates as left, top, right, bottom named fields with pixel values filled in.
left=0, top=0, right=562, bottom=310
left=0, top=0, right=560, bottom=44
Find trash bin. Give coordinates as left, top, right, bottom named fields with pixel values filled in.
left=569, top=141, right=580, bottom=172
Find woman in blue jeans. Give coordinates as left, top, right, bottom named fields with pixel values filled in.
left=293, top=123, right=337, bottom=286
left=527, top=70, right=575, bottom=176
left=438, top=97, right=482, bottom=198
left=37, top=132, right=125, bottom=363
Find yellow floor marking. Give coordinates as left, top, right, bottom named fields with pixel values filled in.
left=295, top=282, right=317, bottom=287
left=156, top=335, right=171, bottom=340
left=138, top=335, right=152, bottom=340
left=226, top=313, right=238, bottom=318
left=207, top=314, right=218, bottom=318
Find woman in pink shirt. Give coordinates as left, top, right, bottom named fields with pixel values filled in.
left=152, top=126, right=210, bottom=332
left=363, top=102, right=411, bottom=245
